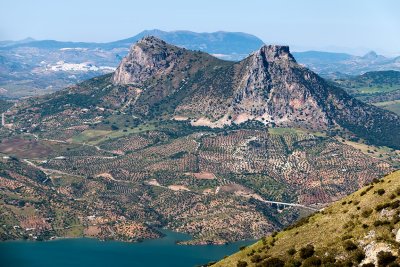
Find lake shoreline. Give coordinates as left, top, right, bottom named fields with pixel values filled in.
left=0, top=229, right=255, bottom=267
left=0, top=228, right=254, bottom=246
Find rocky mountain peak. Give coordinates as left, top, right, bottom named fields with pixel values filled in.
left=363, top=51, right=378, bottom=59
left=137, top=35, right=168, bottom=47
left=112, top=36, right=183, bottom=85
left=240, top=45, right=296, bottom=83
left=231, top=43, right=332, bottom=130
left=258, top=45, right=296, bottom=63
left=362, top=51, right=387, bottom=61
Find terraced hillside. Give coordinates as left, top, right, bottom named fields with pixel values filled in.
left=0, top=156, right=161, bottom=242
left=0, top=121, right=396, bottom=244
left=213, top=170, right=400, bottom=267
left=1, top=37, right=399, bottom=244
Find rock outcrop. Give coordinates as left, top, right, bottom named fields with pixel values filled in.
left=231, top=45, right=331, bottom=129
left=113, top=36, right=182, bottom=85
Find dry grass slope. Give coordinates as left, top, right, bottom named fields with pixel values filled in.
left=214, top=170, right=400, bottom=267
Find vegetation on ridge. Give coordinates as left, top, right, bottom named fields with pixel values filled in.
left=213, top=171, right=400, bottom=267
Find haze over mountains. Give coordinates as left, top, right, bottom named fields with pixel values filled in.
left=1, top=29, right=399, bottom=98
left=294, top=50, right=400, bottom=78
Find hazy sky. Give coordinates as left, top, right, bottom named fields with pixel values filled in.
left=1, top=0, right=399, bottom=55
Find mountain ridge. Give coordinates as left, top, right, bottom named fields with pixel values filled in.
left=110, top=36, right=400, bottom=149
left=2, top=30, right=400, bottom=99
left=0, top=29, right=265, bottom=56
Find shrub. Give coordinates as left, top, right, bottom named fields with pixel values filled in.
left=321, top=255, right=336, bottom=264
left=247, top=250, right=255, bottom=256
left=261, top=237, right=267, bottom=245
left=287, top=247, right=296, bottom=256
left=260, top=257, right=285, bottom=267
left=285, top=259, right=301, bottom=267
left=396, top=186, right=400, bottom=196
left=361, top=264, right=375, bottom=267
left=392, top=215, right=400, bottom=225
left=361, top=185, right=375, bottom=196
left=343, top=221, right=355, bottom=230
left=237, top=260, right=248, bottom=267
left=390, top=200, right=400, bottom=209
left=376, top=189, right=386, bottom=196
left=343, top=240, right=358, bottom=251
left=377, top=251, right=396, bottom=267
left=239, top=246, right=247, bottom=251
left=251, top=254, right=262, bottom=263
left=373, top=220, right=390, bottom=227
left=302, top=256, right=322, bottom=267
left=362, top=209, right=373, bottom=218
left=352, top=249, right=366, bottom=263
left=376, top=203, right=391, bottom=212
left=300, top=244, right=315, bottom=259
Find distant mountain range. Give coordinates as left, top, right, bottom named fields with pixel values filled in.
left=0, top=29, right=264, bottom=59
left=0, top=29, right=399, bottom=98
left=0, top=30, right=264, bottom=97
left=293, top=50, right=400, bottom=78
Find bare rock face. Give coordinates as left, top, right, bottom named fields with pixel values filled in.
left=112, top=36, right=181, bottom=85
left=231, top=45, right=330, bottom=129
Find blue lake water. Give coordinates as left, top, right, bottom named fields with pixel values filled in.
left=0, top=230, right=253, bottom=267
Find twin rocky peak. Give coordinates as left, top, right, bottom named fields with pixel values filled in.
left=112, top=36, right=325, bottom=128
left=111, top=36, right=400, bottom=149
left=113, top=36, right=295, bottom=86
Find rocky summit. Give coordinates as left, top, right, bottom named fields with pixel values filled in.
left=112, top=36, right=399, bottom=148
left=112, top=37, right=183, bottom=85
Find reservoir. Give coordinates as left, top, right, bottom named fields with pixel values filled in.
left=0, top=229, right=253, bottom=267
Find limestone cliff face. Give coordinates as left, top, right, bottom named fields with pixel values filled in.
left=231, top=45, right=331, bottom=129
left=112, top=36, right=182, bottom=85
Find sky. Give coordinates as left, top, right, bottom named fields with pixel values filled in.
left=1, top=0, right=399, bottom=56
